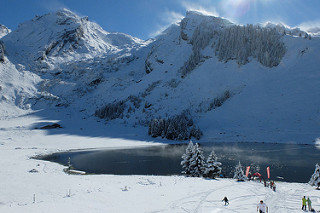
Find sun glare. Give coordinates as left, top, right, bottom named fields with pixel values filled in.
left=220, top=0, right=252, bottom=19
left=219, top=0, right=279, bottom=24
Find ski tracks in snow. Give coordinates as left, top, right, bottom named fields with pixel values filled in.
left=161, top=180, right=310, bottom=213
left=164, top=180, right=240, bottom=213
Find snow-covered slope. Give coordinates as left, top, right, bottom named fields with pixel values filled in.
left=0, top=24, right=11, bottom=38
left=0, top=61, right=41, bottom=117
left=81, top=11, right=319, bottom=143
left=1, top=9, right=319, bottom=143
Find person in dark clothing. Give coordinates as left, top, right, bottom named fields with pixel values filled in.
left=222, top=196, right=229, bottom=205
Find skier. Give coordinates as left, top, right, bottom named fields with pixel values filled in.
left=302, top=196, right=307, bottom=211
left=307, top=197, right=312, bottom=211
left=272, top=182, right=276, bottom=192
left=270, top=181, right=273, bottom=189
left=257, top=200, right=268, bottom=213
left=222, top=196, right=229, bottom=205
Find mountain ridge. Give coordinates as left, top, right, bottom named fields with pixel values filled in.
left=0, top=9, right=319, bottom=143
left=1, top=9, right=146, bottom=70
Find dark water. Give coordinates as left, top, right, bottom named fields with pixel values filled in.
left=39, top=142, right=320, bottom=183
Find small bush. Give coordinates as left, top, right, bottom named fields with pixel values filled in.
left=141, top=81, right=161, bottom=98
left=209, top=90, right=231, bottom=110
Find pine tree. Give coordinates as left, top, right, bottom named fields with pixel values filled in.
left=181, top=141, right=194, bottom=176
left=204, top=150, right=222, bottom=179
left=233, top=161, right=247, bottom=181
left=214, top=24, right=285, bottom=67
left=189, top=143, right=206, bottom=177
left=309, top=163, right=320, bottom=188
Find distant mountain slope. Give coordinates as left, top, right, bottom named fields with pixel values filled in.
left=0, top=24, right=11, bottom=38
left=85, top=11, right=319, bottom=143
left=1, top=9, right=145, bottom=70
left=0, top=9, right=319, bottom=143
left=0, top=61, right=41, bottom=117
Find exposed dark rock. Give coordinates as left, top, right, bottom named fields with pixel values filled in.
left=89, top=78, right=102, bottom=86
left=39, top=123, right=62, bottom=129
left=0, top=41, right=5, bottom=62
left=28, top=169, right=39, bottom=173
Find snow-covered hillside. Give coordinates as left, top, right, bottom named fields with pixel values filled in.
left=1, top=9, right=319, bottom=143
left=0, top=61, right=41, bottom=117
left=1, top=9, right=320, bottom=213
left=0, top=24, right=11, bottom=38
left=1, top=9, right=145, bottom=70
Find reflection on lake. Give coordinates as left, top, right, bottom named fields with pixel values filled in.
left=40, top=142, right=320, bottom=183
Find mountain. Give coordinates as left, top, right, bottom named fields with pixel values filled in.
left=0, top=9, right=319, bottom=143
left=1, top=9, right=145, bottom=69
left=0, top=24, right=11, bottom=38
left=0, top=24, right=10, bottom=62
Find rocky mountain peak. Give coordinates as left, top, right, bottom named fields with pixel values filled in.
left=1, top=9, right=144, bottom=69
left=0, top=24, right=11, bottom=38
left=180, top=10, right=233, bottom=41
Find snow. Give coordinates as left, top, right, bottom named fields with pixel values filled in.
left=0, top=24, right=11, bottom=38
left=1, top=9, right=320, bottom=212
left=0, top=61, right=41, bottom=116
left=1, top=9, right=145, bottom=70
left=1, top=9, right=318, bottom=143
left=1, top=111, right=320, bottom=213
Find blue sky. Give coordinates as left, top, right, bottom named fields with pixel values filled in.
left=1, top=0, right=320, bottom=39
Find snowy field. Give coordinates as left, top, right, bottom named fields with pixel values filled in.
left=1, top=110, right=319, bottom=213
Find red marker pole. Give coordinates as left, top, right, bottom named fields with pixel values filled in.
left=267, top=166, right=270, bottom=179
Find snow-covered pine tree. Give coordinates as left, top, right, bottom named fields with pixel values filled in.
left=189, top=143, right=206, bottom=177
left=95, top=100, right=126, bottom=120
left=204, top=150, right=222, bottom=179
left=215, top=24, right=286, bottom=67
left=180, top=22, right=215, bottom=77
left=309, top=163, right=320, bottom=188
left=181, top=141, right=194, bottom=176
left=233, top=161, right=247, bottom=181
left=149, top=111, right=202, bottom=140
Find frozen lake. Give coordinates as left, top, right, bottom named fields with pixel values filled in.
left=40, top=142, right=320, bottom=183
